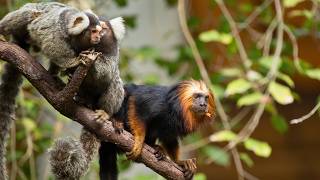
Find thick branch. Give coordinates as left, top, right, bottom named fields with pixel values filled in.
left=0, top=41, right=185, bottom=180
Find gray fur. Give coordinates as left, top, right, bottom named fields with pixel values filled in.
left=0, top=64, right=23, bottom=180
left=49, top=31, right=125, bottom=180
left=0, top=3, right=96, bottom=179
left=0, top=3, right=66, bottom=35
left=49, top=137, right=88, bottom=180
left=49, top=129, right=99, bottom=180
left=0, top=2, right=90, bottom=68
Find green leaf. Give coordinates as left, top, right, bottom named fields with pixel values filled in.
left=202, top=146, right=230, bottom=166
left=220, top=68, right=242, bottom=77
left=123, top=16, right=137, bottom=29
left=22, top=118, right=36, bottom=132
left=259, top=56, right=273, bottom=69
left=288, top=10, right=313, bottom=19
left=271, top=115, right=288, bottom=134
left=244, top=138, right=272, bottom=158
left=283, top=0, right=304, bottom=8
left=239, top=153, right=254, bottom=167
left=135, top=47, right=160, bottom=60
left=268, top=82, right=294, bottom=105
left=211, top=84, right=225, bottom=99
left=277, top=73, right=295, bottom=87
left=246, top=70, right=263, bottom=81
left=305, top=69, right=320, bottom=81
left=209, top=130, right=237, bottom=142
left=199, top=30, right=233, bottom=44
left=194, top=173, right=207, bottom=180
left=113, top=0, right=128, bottom=7
left=225, top=78, right=252, bottom=96
left=237, top=92, right=263, bottom=107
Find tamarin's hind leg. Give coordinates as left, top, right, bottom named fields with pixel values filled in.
left=99, top=142, right=118, bottom=180
left=152, top=145, right=167, bottom=161
left=126, top=97, right=146, bottom=160
left=163, top=139, right=196, bottom=180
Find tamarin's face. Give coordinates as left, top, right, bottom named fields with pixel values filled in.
left=191, top=92, right=209, bottom=115
left=178, top=80, right=215, bottom=117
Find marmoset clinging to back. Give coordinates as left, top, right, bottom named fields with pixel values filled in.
left=0, top=2, right=104, bottom=180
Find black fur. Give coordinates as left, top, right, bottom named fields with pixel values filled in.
left=100, top=82, right=199, bottom=180
left=116, top=83, right=192, bottom=141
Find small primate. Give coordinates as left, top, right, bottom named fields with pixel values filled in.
left=100, top=80, right=216, bottom=180
left=48, top=16, right=125, bottom=180
left=0, top=3, right=104, bottom=180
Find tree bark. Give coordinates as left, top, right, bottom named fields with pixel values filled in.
left=0, top=41, right=185, bottom=180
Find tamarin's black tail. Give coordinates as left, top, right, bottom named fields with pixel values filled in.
left=0, top=64, right=23, bottom=180
left=99, top=142, right=118, bottom=180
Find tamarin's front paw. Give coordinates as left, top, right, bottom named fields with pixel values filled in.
left=79, top=49, right=102, bottom=65
left=177, top=158, right=197, bottom=180
left=153, top=145, right=166, bottom=161
left=112, top=120, right=124, bottom=134
left=126, top=145, right=142, bottom=160
left=93, top=110, right=110, bottom=123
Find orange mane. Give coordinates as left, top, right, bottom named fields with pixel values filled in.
left=177, top=80, right=216, bottom=132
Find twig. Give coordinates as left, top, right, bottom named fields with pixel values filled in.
left=290, top=101, right=320, bottom=124
left=215, top=0, right=251, bottom=70
left=177, top=1, right=246, bottom=179
left=230, top=108, right=252, bottom=128
left=227, top=0, right=285, bottom=149
left=257, top=18, right=277, bottom=56
left=266, top=0, right=284, bottom=80
left=0, top=41, right=185, bottom=179
left=283, top=25, right=303, bottom=73
left=182, top=138, right=210, bottom=153
left=239, top=0, right=274, bottom=29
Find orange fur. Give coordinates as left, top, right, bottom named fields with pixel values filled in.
left=128, top=96, right=145, bottom=158
left=178, top=80, right=215, bottom=132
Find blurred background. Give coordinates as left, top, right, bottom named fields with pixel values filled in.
left=0, top=0, right=319, bottom=179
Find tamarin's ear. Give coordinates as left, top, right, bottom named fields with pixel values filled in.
left=67, top=12, right=90, bottom=35
left=110, top=17, right=126, bottom=41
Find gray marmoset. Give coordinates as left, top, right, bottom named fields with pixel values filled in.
left=49, top=16, right=126, bottom=180
left=0, top=2, right=104, bottom=180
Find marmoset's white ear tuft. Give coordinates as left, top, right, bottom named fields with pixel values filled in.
left=110, top=17, right=125, bottom=41
left=67, top=12, right=90, bottom=35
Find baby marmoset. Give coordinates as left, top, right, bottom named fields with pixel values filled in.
left=49, top=17, right=126, bottom=180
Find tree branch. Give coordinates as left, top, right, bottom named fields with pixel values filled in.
left=0, top=41, right=185, bottom=180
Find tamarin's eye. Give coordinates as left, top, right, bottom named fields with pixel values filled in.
left=193, top=93, right=202, bottom=99
left=91, top=29, right=98, bottom=33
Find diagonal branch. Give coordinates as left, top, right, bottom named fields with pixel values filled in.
left=0, top=41, right=185, bottom=180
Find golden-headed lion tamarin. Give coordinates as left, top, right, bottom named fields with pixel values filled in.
left=100, top=80, right=216, bottom=180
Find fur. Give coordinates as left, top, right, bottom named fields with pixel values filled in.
left=98, top=80, right=216, bottom=179
left=109, top=17, right=125, bottom=42
left=0, top=64, right=23, bottom=180
left=48, top=17, right=125, bottom=180
left=66, top=12, right=90, bottom=35
left=49, top=137, right=88, bottom=180
left=0, top=3, right=102, bottom=179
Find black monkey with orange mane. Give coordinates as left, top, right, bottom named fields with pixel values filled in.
left=100, top=80, right=216, bottom=180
